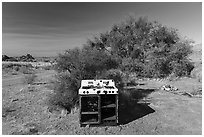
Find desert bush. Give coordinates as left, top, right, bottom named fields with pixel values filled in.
left=2, top=63, right=21, bottom=70
left=2, top=63, right=34, bottom=75
left=48, top=71, right=80, bottom=111
left=24, top=74, right=37, bottom=85
left=2, top=63, right=13, bottom=69
left=50, top=16, right=194, bottom=111
left=49, top=47, right=120, bottom=111
left=98, top=69, right=125, bottom=89
left=56, top=47, right=119, bottom=76
left=55, top=16, right=194, bottom=79
left=120, top=58, right=144, bottom=77
left=170, top=59, right=194, bottom=77
left=88, top=17, right=194, bottom=78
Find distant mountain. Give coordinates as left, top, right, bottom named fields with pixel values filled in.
left=2, top=55, right=18, bottom=62
left=16, top=54, right=36, bottom=62
left=2, top=55, right=10, bottom=61
left=2, top=54, right=36, bottom=62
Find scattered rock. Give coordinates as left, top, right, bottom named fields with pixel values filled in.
left=47, top=105, right=65, bottom=115
left=10, top=123, right=39, bottom=135
left=20, top=87, right=25, bottom=92
left=161, top=85, right=178, bottom=91
left=33, top=82, right=47, bottom=85
left=85, top=124, right=90, bottom=128
left=29, top=127, right=39, bottom=134
left=48, top=129, right=57, bottom=134
left=192, top=88, right=202, bottom=96
left=11, top=98, right=19, bottom=102
left=6, top=109, right=16, bottom=112
left=23, top=123, right=39, bottom=135
left=61, top=109, right=68, bottom=116
left=119, top=125, right=123, bottom=131
left=105, top=127, right=108, bottom=131
left=27, top=86, right=36, bottom=92
left=182, top=92, right=193, bottom=97
left=71, top=107, right=77, bottom=114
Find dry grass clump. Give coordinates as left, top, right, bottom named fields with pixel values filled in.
left=2, top=62, right=34, bottom=75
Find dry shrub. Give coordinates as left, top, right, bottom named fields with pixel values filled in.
left=48, top=16, right=195, bottom=112
left=19, top=66, right=33, bottom=74
left=98, top=69, right=125, bottom=89
left=47, top=72, right=80, bottom=112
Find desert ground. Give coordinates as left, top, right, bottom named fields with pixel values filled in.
left=2, top=44, right=202, bottom=135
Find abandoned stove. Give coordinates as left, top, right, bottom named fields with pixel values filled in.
left=79, top=79, right=119, bottom=126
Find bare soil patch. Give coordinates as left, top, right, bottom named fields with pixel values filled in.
left=2, top=69, right=202, bottom=135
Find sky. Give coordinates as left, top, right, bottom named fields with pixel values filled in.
left=2, top=2, right=202, bottom=57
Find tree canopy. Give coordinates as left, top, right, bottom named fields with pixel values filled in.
left=50, top=16, right=194, bottom=110
left=57, top=16, right=194, bottom=78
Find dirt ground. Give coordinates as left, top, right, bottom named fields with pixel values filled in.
left=2, top=69, right=202, bottom=135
